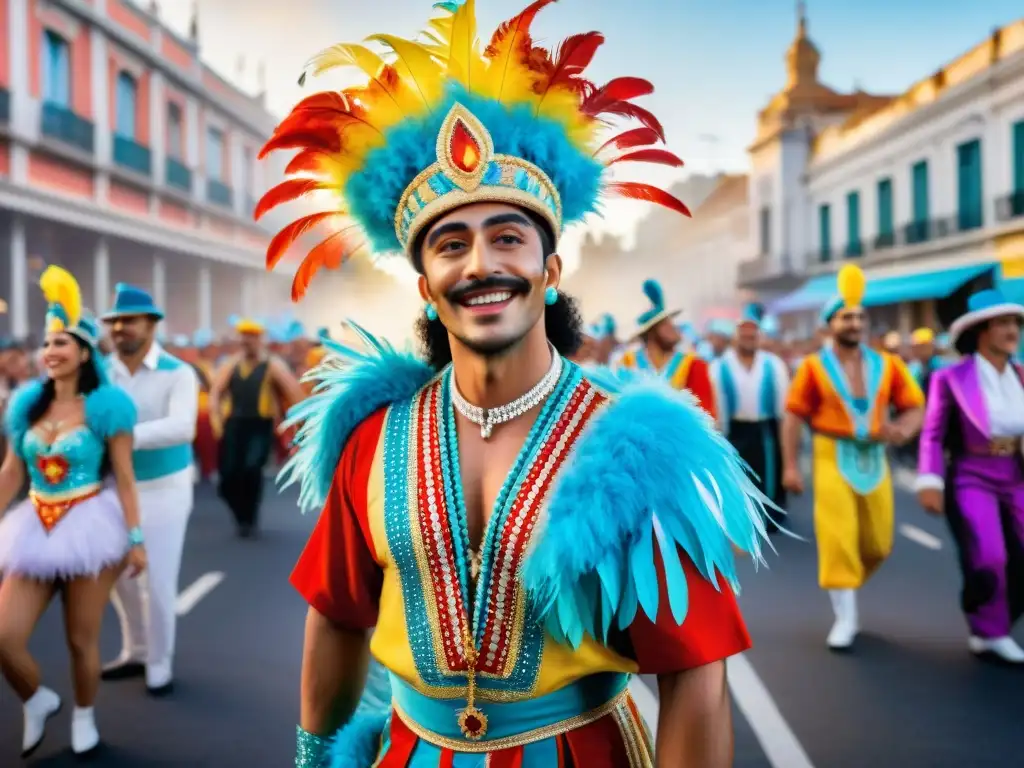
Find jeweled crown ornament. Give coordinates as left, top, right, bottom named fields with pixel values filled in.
left=256, top=0, right=692, bottom=301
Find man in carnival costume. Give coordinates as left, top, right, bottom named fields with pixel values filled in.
left=616, top=280, right=718, bottom=417
left=100, top=284, right=199, bottom=695
left=916, top=289, right=1024, bottom=664
left=256, top=2, right=770, bottom=765
left=704, top=319, right=734, bottom=361
left=781, top=265, right=924, bottom=650
left=711, top=303, right=790, bottom=532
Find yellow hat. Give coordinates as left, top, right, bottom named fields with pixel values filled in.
left=910, top=327, right=935, bottom=345
left=235, top=318, right=265, bottom=335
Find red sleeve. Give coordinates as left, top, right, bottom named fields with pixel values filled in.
left=289, top=408, right=387, bottom=630
left=626, top=547, right=751, bottom=674
left=685, top=358, right=717, bottom=420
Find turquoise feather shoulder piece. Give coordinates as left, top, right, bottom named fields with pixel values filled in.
left=84, top=385, right=137, bottom=439
left=279, top=322, right=436, bottom=513
left=521, top=365, right=774, bottom=649
left=3, top=379, right=45, bottom=455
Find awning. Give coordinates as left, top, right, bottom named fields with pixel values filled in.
left=769, top=262, right=996, bottom=314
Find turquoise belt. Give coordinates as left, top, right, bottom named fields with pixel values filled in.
left=389, top=671, right=630, bottom=752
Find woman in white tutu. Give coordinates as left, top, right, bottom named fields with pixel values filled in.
left=0, top=266, right=147, bottom=758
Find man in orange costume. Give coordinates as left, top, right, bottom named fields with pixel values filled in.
left=616, top=280, right=717, bottom=418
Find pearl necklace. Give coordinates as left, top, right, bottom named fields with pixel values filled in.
left=451, top=350, right=563, bottom=439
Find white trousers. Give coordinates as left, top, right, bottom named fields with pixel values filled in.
left=110, top=480, right=193, bottom=680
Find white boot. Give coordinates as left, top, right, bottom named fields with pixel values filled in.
left=827, top=589, right=859, bottom=650
left=968, top=635, right=1024, bottom=664
left=71, top=706, right=100, bottom=755
left=22, top=686, right=61, bottom=757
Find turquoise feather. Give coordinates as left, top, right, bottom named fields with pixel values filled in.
left=278, top=321, right=436, bottom=513
left=641, top=279, right=664, bottom=311
left=521, top=365, right=774, bottom=649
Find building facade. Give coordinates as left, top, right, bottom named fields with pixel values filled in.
left=0, top=0, right=290, bottom=339
left=738, top=12, right=1024, bottom=338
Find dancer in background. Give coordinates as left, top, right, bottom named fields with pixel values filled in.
left=191, top=329, right=219, bottom=481
left=208, top=318, right=304, bottom=537
left=782, top=265, right=924, bottom=650
left=0, top=267, right=145, bottom=757
left=259, top=1, right=769, bottom=764
left=712, top=304, right=790, bottom=532
left=100, top=284, right=199, bottom=696
left=916, top=289, right=1024, bottom=664
left=618, top=280, right=717, bottom=418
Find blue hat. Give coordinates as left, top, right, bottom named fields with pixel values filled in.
left=316, top=326, right=331, bottom=341
left=101, top=283, right=164, bottom=321
left=706, top=318, right=735, bottom=337
left=587, top=313, right=616, bottom=340
left=949, top=289, right=1024, bottom=351
left=633, top=280, right=681, bottom=338
left=737, top=303, right=764, bottom=328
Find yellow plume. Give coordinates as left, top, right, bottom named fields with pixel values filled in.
left=911, top=327, right=935, bottom=345
left=39, top=265, right=82, bottom=328
left=836, top=264, right=866, bottom=309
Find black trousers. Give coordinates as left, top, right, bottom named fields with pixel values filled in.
left=728, top=418, right=788, bottom=532
left=218, top=416, right=274, bottom=529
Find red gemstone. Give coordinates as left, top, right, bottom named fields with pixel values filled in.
left=464, top=715, right=482, bottom=733
left=450, top=120, right=482, bottom=173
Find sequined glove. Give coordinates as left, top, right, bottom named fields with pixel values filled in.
left=295, top=725, right=330, bottom=768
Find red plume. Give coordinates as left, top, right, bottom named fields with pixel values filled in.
left=533, top=32, right=604, bottom=98
left=606, top=149, right=683, bottom=168
left=485, top=0, right=557, bottom=58
left=582, top=77, right=654, bottom=114
left=605, top=182, right=691, bottom=217
left=259, top=127, right=341, bottom=160
left=591, top=101, right=665, bottom=141
left=285, top=149, right=332, bottom=175
left=593, top=127, right=661, bottom=156
left=254, top=179, right=333, bottom=221
left=291, top=230, right=363, bottom=301
left=266, top=212, right=338, bottom=270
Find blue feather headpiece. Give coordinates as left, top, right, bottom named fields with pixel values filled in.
left=738, top=303, right=764, bottom=327
left=634, top=279, right=680, bottom=336
left=257, top=0, right=692, bottom=301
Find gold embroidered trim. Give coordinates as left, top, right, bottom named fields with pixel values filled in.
left=392, top=689, right=629, bottom=753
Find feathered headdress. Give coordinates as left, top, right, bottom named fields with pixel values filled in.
left=821, top=264, right=867, bottom=325
left=633, top=278, right=681, bottom=338
left=40, top=266, right=100, bottom=346
left=257, top=0, right=690, bottom=300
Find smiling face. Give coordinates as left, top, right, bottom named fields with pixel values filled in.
left=42, top=331, right=89, bottom=381
left=417, top=201, right=561, bottom=359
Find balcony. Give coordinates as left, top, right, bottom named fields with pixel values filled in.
left=113, top=135, right=152, bottom=176
left=0, top=87, right=9, bottom=124
left=903, top=220, right=929, bottom=245
left=873, top=231, right=896, bottom=250
left=40, top=102, right=94, bottom=154
left=996, top=191, right=1024, bottom=222
left=735, top=255, right=803, bottom=291
left=165, top=157, right=191, bottom=192
left=845, top=240, right=864, bottom=258
left=206, top=178, right=233, bottom=208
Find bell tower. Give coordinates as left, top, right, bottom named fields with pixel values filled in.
left=785, top=2, right=821, bottom=91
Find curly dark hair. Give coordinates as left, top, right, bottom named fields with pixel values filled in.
left=415, top=291, right=584, bottom=371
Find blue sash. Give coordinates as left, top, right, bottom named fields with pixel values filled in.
left=818, top=347, right=886, bottom=495
left=718, top=355, right=780, bottom=499
left=634, top=347, right=684, bottom=382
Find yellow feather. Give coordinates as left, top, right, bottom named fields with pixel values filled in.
left=365, top=34, right=445, bottom=108
left=837, top=264, right=866, bottom=308
left=306, top=43, right=424, bottom=114
left=446, top=0, right=478, bottom=85
left=39, top=265, right=82, bottom=328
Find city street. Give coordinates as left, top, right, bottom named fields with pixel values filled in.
left=0, top=475, right=1020, bottom=767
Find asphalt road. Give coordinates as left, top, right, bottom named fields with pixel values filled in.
left=0, top=475, right=1020, bottom=767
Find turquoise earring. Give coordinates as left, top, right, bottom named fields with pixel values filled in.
left=424, top=302, right=438, bottom=321
left=544, top=286, right=558, bottom=306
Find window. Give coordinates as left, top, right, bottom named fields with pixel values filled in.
left=115, top=72, right=137, bottom=139
left=956, top=138, right=983, bottom=231
left=206, top=126, right=223, bottom=180
left=846, top=191, right=861, bottom=257
left=241, top=145, right=252, bottom=192
left=42, top=30, right=71, bottom=107
left=818, top=203, right=831, bottom=262
left=1013, top=120, right=1023, bottom=194
left=759, top=206, right=770, bottom=255
left=876, top=178, right=894, bottom=237
left=167, top=103, right=183, bottom=159
left=912, top=160, right=929, bottom=223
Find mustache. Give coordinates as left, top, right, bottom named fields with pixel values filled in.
left=446, top=275, right=531, bottom=304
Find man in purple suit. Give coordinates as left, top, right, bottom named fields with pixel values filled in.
left=916, top=289, right=1024, bottom=664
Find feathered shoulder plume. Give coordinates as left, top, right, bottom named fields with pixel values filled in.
left=256, top=0, right=691, bottom=301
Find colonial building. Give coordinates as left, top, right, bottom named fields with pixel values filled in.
left=737, top=9, right=1024, bottom=337
left=0, top=0, right=289, bottom=339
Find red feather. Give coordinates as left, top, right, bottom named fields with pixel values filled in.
left=290, top=91, right=353, bottom=113
left=606, top=148, right=683, bottom=168
left=533, top=32, right=604, bottom=98
left=266, top=212, right=338, bottom=270
left=291, top=232, right=364, bottom=301
left=582, top=77, right=654, bottom=114
left=591, top=100, right=665, bottom=142
left=259, top=128, right=341, bottom=160
left=285, top=149, right=333, bottom=175
left=592, top=127, right=660, bottom=156
left=605, top=181, right=691, bottom=217
left=254, top=179, right=332, bottom=221
left=485, top=0, right=557, bottom=58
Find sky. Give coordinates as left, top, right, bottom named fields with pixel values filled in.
left=149, top=0, right=1022, bottom=277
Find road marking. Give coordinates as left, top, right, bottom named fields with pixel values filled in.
left=628, top=677, right=660, bottom=728
left=899, top=523, right=943, bottom=551
left=176, top=571, right=225, bottom=616
left=728, top=653, right=816, bottom=768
